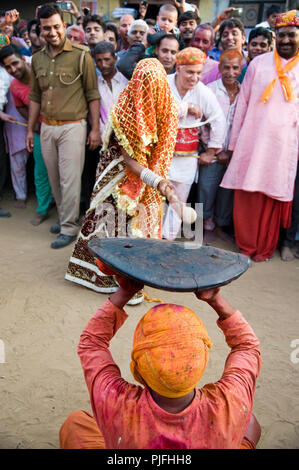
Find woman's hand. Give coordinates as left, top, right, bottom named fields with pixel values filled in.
left=157, top=179, right=175, bottom=198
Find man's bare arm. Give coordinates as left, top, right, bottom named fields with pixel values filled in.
left=26, top=101, right=40, bottom=152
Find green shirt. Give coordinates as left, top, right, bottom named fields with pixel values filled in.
left=29, top=38, right=100, bottom=121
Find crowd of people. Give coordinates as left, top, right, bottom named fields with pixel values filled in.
left=0, top=2, right=298, bottom=261
left=0, top=0, right=298, bottom=450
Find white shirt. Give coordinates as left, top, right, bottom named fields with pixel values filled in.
left=167, top=73, right=226, bottom=184
left=255, top=20, right=270, bottom=28
left=98, top=70, right=128, bottom=139
left=0, top=67, right=11, bottom=111
left=207, top=78, right=240, bottom=151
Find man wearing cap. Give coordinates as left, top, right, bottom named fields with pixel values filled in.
left=221, top=10, right=299, bottom=262
left=59, top=274, right=261, bottom=449
left=26, top=2, right=100, bottom=249
left=162, top=47, right=226, bottom=241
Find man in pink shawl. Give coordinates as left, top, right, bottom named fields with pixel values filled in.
left=221, top=10, right=299, bottom=262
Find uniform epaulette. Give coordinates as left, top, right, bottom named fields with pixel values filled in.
left=72, top=43, right=90, bottom=53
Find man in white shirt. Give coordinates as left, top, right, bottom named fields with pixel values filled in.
left=162, top=47, right=226, bottom=241
left=94, top=41, right=128, bottom=140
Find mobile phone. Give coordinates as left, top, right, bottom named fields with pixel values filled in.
left=228, top=8, right=243, bottom=18
left=57, top=2, right=72, bottom=11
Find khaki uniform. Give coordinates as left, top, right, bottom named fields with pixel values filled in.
left=29, top=39, right=100, bottom=236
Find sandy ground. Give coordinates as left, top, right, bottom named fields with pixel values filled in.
left=0, top=194, right=299, bottom=450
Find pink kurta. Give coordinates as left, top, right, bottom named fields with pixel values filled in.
left=201, top=56, right=219, bottom=85
left=221, top=51, right=299, bottom=202
left=77, top=299, right=261, bottom=449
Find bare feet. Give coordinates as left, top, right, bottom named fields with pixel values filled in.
left=15, top=199, right=26, bottom=209
left=280, top=246, right=294, bottom=262
left=251, top=254, right=272, bottom=262
left=30, top=213, right=49, bottom=226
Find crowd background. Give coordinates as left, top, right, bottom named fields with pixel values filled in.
left=0, top=0, right=298, bottom=262
left=0, top=0, right=298, bottom=451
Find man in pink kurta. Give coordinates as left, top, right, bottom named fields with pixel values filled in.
left=221, top=11, right=299, bottom=261
left=59, top=276, right=261, bottom=449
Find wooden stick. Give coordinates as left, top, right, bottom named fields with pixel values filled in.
left=13, top=120, right=28, bottom=127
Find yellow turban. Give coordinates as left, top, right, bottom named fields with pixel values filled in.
left=275, top=10, right=299, bottom=28
left=130, top=304, right=212, bottom=398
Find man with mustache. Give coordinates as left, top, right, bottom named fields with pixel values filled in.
left=178, top=10, right=200, bottom=48
left=26, top=2, right=100, bottom=249
left=221, top=10, right=299, bottom=262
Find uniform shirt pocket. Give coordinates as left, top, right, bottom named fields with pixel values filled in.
left=36, top=69, right=48, bottom=91
left=57, top=66, right=80, bottom=86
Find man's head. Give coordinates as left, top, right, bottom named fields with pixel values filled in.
left=175, top=47, right=206, bottom=92
left=218, top=49, right=243, bottom=86
left=27, top=19, right=41, bottom=50
left=247, top=27, right=272, bottom=60
left=66, top=24, right=85, bottom=45
left=155, top=33, right=179, bottom=74
left=130, top=303, right=212, bottom=398
left=127, top=19, right=149, bottom=46
left=94, top=41, right=117, bottom=79
left=178, top=10, right=200, bottom=45
left=191, top=24, right=214, bottom=54
left=118, top=14, right=135, bottom=45
left=19, top=27, right=31, bottom=47
left=0, top=44, right=27, bottom=80
left=105, top=24, right=119, bottom=50
left=219, top=18, right=246, bottom=52
left=265, top=5, right=281, bottom=29
left=83, top=14, right=106, bottom=47
left=156, top=4, right=178, bottom=34
left=35, top=20, right=47, bottom=47
left=37, top=2, right=66, bottom=49
left=275, top=10, right=299, bottom=59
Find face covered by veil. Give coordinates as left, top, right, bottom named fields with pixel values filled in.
left=108, top=58, right=179, bottom=237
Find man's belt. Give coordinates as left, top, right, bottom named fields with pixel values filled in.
left=42, top=118, right=83, bottom=126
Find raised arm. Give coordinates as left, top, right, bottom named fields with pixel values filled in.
left=195, top=288, right=261, bottom=417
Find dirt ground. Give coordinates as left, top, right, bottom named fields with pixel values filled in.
left=0, top=194, right=299, bottom=449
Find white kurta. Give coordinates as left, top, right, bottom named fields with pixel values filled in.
left=162, top=74, right=226, bottom=240
left=167, top=74, right=226, bottom=184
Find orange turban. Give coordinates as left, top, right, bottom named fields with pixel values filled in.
left=130, top=303, right=212, bottom=398
left=275, top=10, right=299, bottom=28
left=219, top=49, right=243, bottom=65
left=176, top=47, right=207, bottom=66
